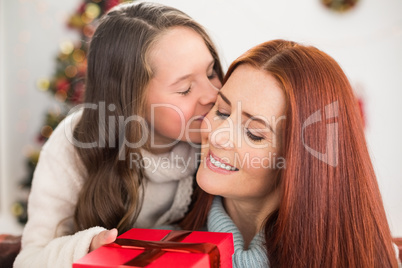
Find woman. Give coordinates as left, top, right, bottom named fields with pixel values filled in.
left=181, top=39, right=399, bottom=267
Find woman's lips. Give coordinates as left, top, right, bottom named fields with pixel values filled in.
left=205, top=151, right=239, bottom=174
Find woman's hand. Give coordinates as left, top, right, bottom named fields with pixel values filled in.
left=89, top=228, right=118, bottom=252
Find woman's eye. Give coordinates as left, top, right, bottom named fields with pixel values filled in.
left=215, top=109, right=229, bottom=118
left=178, top=87, right=191, bottom=96
left=246, top=129, right=263, bottom=142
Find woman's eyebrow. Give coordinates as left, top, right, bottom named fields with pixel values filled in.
left=218, top=92, right=231, bottom=105
left=243, top=111, right=275, bottom=134
left=218, top=92, right=275, bottom=133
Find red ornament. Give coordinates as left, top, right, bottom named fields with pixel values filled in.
left=55, top=78, right=70, bottom=92
left=105, top=0, right=122, bottom=12
left=77, top=3, right=86, bottom=14
left=357, top=98, right=365, bottom=128
left=71, top=82, right=85, bottom=104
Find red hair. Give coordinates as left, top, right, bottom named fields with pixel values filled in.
left=181, top=40, right=398, bottom=267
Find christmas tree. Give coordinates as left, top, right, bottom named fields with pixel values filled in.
left=11, top=0, right=133, bottom=224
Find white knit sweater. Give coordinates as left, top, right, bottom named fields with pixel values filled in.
left=14, top=111, right=197, bottom=268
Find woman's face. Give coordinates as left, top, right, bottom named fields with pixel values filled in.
left=197, top=64, right=286, bottom=202
left=145, top=26, right=222, bottom=151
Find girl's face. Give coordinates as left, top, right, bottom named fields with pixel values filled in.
left=197, top=65, right=286, bottom=203
left=145, top=27, right=222, bottom=151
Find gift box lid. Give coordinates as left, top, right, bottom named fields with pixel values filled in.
left=73, top=228, right=234, bottom=268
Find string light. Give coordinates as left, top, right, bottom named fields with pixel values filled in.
left=65, top=65, right=78, bottom=78
left=55, top=91, right=68, bottom=102
left=81, top=12, right=93, bottom=24
left=73, top=49, right=86, bottom=62
left=85, top=3, right=101, bottom=19
left=69, top=14, right=84, bottom=28
left=40, top=125, right=53, bottom=138
left=11, top=203, right=24, bottom=217
left=83, top=24, right=95, bottom=38
left=36, top=78, right=50, bottom=91
left=321, top=0, right=359, bottom=13
left=59, top=41, right=74, bottom=55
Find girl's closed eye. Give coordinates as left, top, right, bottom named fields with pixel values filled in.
left=207, top=69, right=218, bottom=80
left=178, top=86, right=191, bottom=96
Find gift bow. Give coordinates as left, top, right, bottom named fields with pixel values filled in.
left=110, top=230, right=220, bottom=267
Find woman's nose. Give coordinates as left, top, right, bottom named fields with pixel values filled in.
left=209, top=119, right=235, bottom=150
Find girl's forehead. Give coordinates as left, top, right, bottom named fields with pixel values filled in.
left=147, top=27, right=214, bottom=80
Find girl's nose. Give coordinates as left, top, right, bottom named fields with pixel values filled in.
left=199, top=80, right=219, bottom=106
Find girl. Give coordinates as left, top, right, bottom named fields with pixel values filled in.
left=181, top=40, right=399, bottom=267
left=14, top=2, right=223, bottom=267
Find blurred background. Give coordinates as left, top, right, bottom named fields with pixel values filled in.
left=1, top=0, right=401, bottom=237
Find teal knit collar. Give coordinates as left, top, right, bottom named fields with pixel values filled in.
left=207, top=196, right=269, bottom=268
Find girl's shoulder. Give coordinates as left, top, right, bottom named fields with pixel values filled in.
left=42, top=110, right=82, bottom=151
left=40, top=110, right=84, bottom=168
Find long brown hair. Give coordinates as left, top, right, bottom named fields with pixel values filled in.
left=72, top=2, right=223, bottom=234
left=181, top=40, right=398, bottom=267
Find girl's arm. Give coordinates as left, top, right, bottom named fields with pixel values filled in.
left=14, top=225, right=105, bottom=268
left=14, top=113, right=106, bottom=268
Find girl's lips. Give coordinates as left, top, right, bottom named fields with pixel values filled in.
left=206, top=151, right=239, bottom=174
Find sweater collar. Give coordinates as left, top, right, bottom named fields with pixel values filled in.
left=207, top=196, right=269, bottom=268
left=141, top=142, right=197, bottom=183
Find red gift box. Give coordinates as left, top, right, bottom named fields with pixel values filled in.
left=73, top=228, right=234, bottom=268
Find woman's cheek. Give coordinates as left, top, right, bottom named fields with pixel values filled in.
left=202, top=114, right=215, bottom=138
left=211, top=77, right=223, bottom=90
